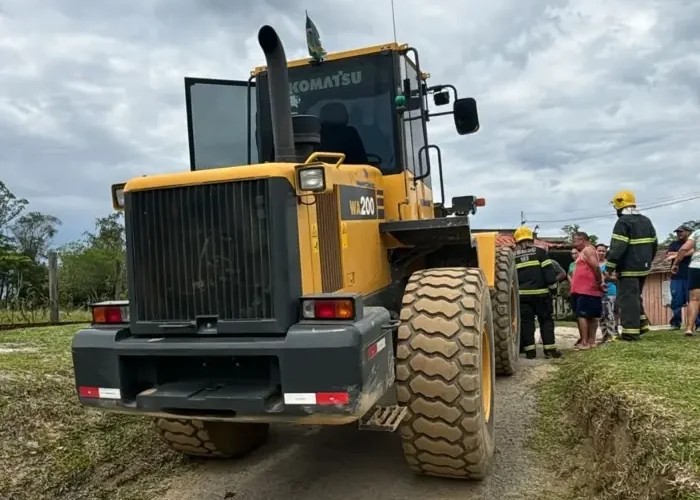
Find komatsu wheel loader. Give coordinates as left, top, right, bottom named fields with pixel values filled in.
left=72, top=22, right=521, bottom=480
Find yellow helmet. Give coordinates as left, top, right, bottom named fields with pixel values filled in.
left=611, top=190, right=636, bottom=210
left=514, top=226, right=534, bottom=243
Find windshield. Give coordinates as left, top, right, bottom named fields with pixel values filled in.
left=256, top=53, right=398, bottom=173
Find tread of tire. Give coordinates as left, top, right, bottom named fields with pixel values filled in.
left=490, top=247, right=519, bottom=376
left=155, top=418, right=269, bottom=458
left=396, top=267, right=494, bottom=480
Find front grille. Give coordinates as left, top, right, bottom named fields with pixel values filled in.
left=316, top=190, right=343, bottom=292
left=125, top=178, right=302, bottom=335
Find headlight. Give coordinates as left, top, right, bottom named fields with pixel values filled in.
left=298, top=167, right=325, bottom=192
left=111, top=183, right=126, bottom=210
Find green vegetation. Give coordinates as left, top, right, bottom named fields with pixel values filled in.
left=0, top=325, right=188, bottom=500
left=533, top=331, right=700, bottom=500
left=1, top=181, right=125, bottom=323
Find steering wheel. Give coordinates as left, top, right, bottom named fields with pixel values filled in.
left=366, top=153, right=383, bottom=167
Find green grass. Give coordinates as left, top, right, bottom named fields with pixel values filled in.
left=0, top=325, right=189, bottom=500
left=0, top=308, right=92, bottom=325
left=533, top=331, right=700, bottom=500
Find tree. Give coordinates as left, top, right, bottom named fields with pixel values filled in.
left=661, top=220, right=700, bottom=246
left=10, top=211, right=62, bottom=262
left=58, top=213, right=126, bottom=306
left=0, top=181, right=28, bottom=232
left=561, top=224, right=599, bottom=246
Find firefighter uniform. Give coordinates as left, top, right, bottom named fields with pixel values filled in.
left=513, top=227, right=561, bottom=359
left=605, top=191, right=658, bottom=341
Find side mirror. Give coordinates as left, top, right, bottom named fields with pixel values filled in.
left=453, top=97, right=479, bottom=135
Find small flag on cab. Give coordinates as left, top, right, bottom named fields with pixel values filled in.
left=305, top=10, right=327, bottom=63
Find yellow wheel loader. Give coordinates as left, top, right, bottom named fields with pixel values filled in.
left=73, top=23, right=520, bottom=480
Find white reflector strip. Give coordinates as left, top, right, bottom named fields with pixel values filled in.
left=98, top=388, right=122, bottom=399
left=284, top=393, right=316, bottom=405
left=376, top=338, right=386, bottom=353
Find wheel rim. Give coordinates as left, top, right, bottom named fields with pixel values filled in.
left=510, top=279, right=518, bottom=346
left=481, top=320, right=493, bottom=423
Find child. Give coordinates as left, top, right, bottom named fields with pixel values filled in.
left=596, top=244, right=618, bottom=342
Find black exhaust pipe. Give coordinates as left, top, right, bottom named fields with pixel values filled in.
left=258, top=25, right=297, bottom=163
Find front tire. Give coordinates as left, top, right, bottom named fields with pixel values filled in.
left=155, top=418, right=269, bottom=458
left=491, top=247, right=520, bottom=376
left=396, top=267, right=496, bottom=480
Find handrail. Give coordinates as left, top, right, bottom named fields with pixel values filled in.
left=304, top=151, right=346, bottom=168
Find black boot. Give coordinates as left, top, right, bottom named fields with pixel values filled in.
left=525, top=350, right=536, bottom=359
left=620, top=333, right=639, bottom=341
left=544, top=349, right=562, bottom=359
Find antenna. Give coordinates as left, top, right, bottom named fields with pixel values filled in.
left=390, top=0, right=398, bottom=43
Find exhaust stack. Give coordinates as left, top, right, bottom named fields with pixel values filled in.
left=257, top=25, right=297, bottom=163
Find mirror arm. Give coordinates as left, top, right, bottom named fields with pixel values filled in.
left=427, top=111, right=454, bottom=118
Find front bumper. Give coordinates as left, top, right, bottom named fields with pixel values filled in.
left=71, top=307, right=395, bottom=424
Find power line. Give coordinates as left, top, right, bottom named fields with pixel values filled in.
left=527, top=193, right=700, bottom=225
left=525, top=190, right=700, bottom=217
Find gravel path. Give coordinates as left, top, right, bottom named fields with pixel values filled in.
left=160, top=326, right=581, bottom=500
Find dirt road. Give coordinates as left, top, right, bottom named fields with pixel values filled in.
left=160, top=327, right=580, bottom=500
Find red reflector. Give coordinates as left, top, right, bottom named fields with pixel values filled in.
left=314, top=301, right=336, bottom=319
left=475, top=197, right=486, bottom=207
left=316, top=392, right=349, bottom=405
left=79, top=386, right=99, bottom=398
left=367, top=343, right=378, bottom=360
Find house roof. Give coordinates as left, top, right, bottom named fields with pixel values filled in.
left=495, top=234, right=554, bottom=248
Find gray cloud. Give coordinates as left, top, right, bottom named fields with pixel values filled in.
left=1, top=0, right=699, bottom=247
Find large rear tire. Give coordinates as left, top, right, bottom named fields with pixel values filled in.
left=491, top=246, right=520, bottom=376
left=396, top=267, right=496, bottom=480
left=155, top=418, right=269, bottom=458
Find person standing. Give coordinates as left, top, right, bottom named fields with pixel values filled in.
left=671, top=228, right=700, bottom=336
left=596, top=243, right=619, bottom=342
left=667, top=225, right=700, bottom=330
left=570, top=233, right=605, bottom=349
left=513, top=226, right=561, bottom=359
left=604, top=190, right=658, bottom=341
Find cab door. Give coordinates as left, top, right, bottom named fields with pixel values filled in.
left=184, top=77, right=257, bottom=170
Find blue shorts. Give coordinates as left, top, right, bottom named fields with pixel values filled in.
left=572, top=293, right=602, bottom=319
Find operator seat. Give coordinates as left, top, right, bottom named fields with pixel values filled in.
left=319, top=102, right=369, bottom=165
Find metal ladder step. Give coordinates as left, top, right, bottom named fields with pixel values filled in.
left=358, top=404, right=408, bottom=432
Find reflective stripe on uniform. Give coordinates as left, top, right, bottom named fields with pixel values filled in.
left=629, top=237, right=657, bottom=244
left=516, top=260, right=540, bottom=269
left=611, top=234, right=629, bottom=243
left=621, top=327, right=640, bottom=334
left=620, top=270, right=650, bottom=277
left=541, top=259, right=553, bottom=267
left=548, top=284, right=557, bottom=290
left=523, top=345, right=536, bottom=351
left=641, top=325, right=650, bottom=333
left=606, top=261, right=617, bottom=269
left=543, top=344, right=557, bottom=350
left=519, top=288, right=549, bottom=295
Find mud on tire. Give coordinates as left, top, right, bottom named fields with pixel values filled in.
left=155, top=418, right=269, bottom=458
left=396, top=267, right=496, bottom=480
left=491, top=246, right=520, bottom=376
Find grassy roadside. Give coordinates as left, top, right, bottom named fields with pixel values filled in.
left=0, top=308, right=92, bottom=325
left=0, top=325, right=189, bottom=500
left=533, top=330, right=700, bottom=500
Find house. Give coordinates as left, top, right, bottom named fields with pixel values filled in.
left=641, top=248, right=674, bottom=327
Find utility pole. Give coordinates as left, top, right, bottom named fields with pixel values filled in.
left=520, top=211, right=525, bottom=225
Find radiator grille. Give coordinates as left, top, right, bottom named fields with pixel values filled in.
left=126, top=180, right=274, bottom=323
left=316, top=190, right=343, bottom=292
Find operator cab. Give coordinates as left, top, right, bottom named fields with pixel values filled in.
left=184, top=41, right=479, bottom=209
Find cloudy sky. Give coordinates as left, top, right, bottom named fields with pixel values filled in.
left=1, top=0, right=699, bottom=247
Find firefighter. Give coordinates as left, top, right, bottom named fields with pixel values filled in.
left=604, top=190, right=658, bottom=341
left=513, top=226, right=561, bottom=359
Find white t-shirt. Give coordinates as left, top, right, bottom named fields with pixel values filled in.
left=689, top=230, right=700, bottom=269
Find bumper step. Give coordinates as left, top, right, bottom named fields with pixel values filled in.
left=136, top=380, right=280, bottom=413
left=358, top=404, right=408, bottom=432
